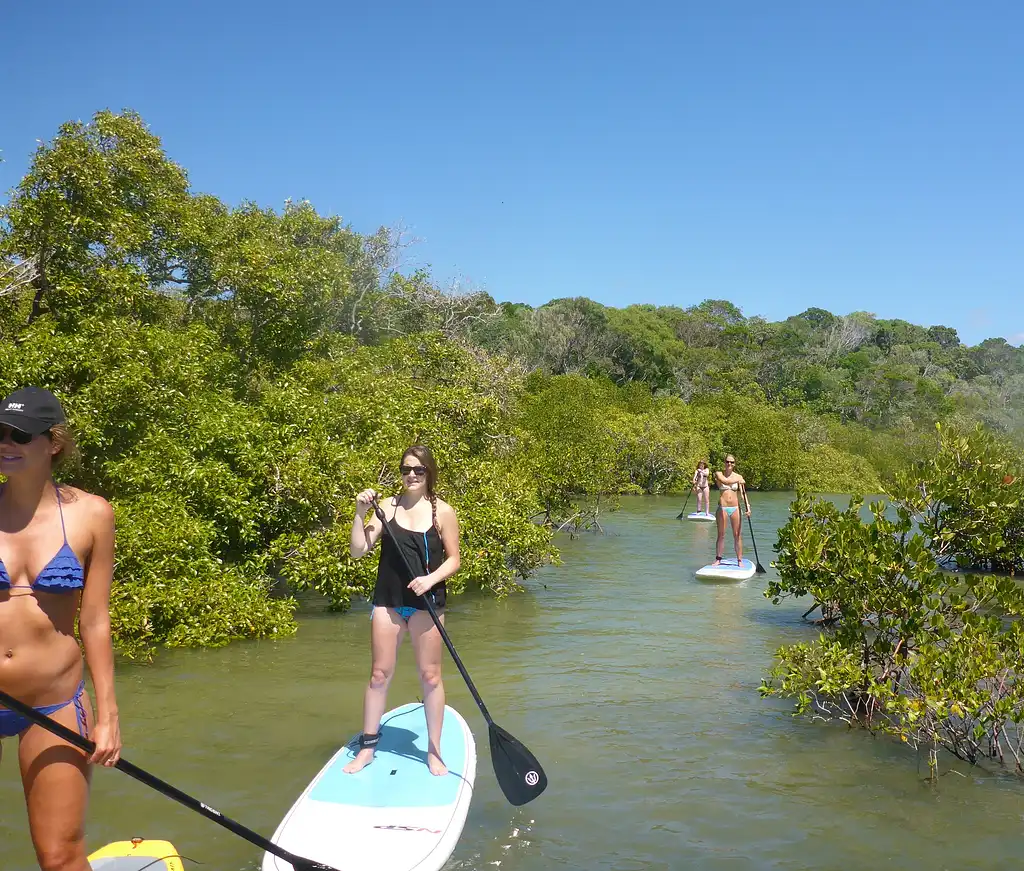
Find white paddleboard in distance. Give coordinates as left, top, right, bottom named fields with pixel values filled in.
left=262, top=702, right=476, bottom=871
left=695, top=558, right=757, bottom=581
left=686, top=512, right=715, bottom=522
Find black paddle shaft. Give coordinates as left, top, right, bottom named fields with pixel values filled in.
left=744, top=506, right=767, bottom=573
left=369, top=495, right=548, bottom=806
left=0, top=688, right=340, bottom=871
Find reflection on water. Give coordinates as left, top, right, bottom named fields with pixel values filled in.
left=2, top=493, right=1023, bottom=870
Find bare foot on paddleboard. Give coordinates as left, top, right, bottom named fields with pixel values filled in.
left=343, top=748, right=374, bottom=774
left=428, top=751, right=448, bottom=776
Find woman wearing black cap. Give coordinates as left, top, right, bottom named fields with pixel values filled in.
left=0, top=386, right=121, bottom=871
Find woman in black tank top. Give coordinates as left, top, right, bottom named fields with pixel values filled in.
left=373, top=512, right=447, bottom=613
left=343, top=445, right=462, bottom=777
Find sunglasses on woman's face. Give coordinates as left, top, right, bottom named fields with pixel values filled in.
left=0, top=426, right=36, bottom=445
left=400, top=464, right=428, bottom=477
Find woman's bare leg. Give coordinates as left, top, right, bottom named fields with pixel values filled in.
left=409, top=609, right=447, bottom=776
left=731, top=510, right=743, bottom=561
left=714, top=507, right=726, bottom=565
left=20, top=691, right=95, bottom=871
left=344, top=607, right=405, bottom=774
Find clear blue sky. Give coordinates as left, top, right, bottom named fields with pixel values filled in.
left=2, top=1, right=1021, bottom=346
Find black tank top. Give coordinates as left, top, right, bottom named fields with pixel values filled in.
left=373, top=516, right=447, bottom=611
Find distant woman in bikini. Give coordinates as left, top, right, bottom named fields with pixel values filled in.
left=713, top=454, right=751, bottom=566
left=692, top=460, right=710, bottom=516
left=0, top=386, right=121, bottom=871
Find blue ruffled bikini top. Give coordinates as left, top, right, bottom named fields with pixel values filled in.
left=0, top=486, right=85, bottom=593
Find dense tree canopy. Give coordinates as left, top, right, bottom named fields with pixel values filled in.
left=472, top=300, right=1023, bottom=438
left=1, top=110, right=1020, bottom=656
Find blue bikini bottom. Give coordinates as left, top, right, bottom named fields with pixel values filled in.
left=0, top=680, right=88, bottom=740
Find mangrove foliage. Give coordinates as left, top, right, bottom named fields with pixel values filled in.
left=762, top=424, right=1024, bottom=776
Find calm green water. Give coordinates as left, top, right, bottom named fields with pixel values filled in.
left=4, top=493, right=1024, bottom=870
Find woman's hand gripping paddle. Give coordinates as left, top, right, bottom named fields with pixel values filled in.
left=370, top=496, right=548, bottom=806
left=0, top=688, right=341, bottom=871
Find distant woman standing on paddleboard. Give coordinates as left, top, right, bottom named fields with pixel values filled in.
left=692, top=460, right=710, bottom=515
left=345, top=445, right=461, bottom=777
left=712, top=454, right=751, bottom=566
left=0, top=387, right=121, bottom=871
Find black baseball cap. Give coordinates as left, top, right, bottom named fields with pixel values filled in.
left=0, top=387, right=67, bottom=435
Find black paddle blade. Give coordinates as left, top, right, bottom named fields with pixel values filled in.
left=745, top=514, right=767, bottom=573
left=489, top=722, right=547, bottom=806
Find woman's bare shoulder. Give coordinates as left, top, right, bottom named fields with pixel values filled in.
left=60, top=487, right=114, bottom=537
left=61, top=487, right=113, bottom=518
left=434, top=497, right=458, bottom=520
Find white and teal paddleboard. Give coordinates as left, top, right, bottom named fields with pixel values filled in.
left=695, top=558, right=757, bottom=581
left=262, top=702, right=476, bottom=871
left=686, top=512, right=715, bottom=522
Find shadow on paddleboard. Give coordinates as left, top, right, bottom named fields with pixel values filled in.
left=341, top=704, right=474, bottom=786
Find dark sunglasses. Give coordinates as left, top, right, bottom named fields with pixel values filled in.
left=400, top=464, right=428, bottom=476
left=0, top=425, right=37, bottom=445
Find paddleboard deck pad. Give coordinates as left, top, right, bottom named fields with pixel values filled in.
left=686, top=512, right=715, bottom=522
left=88, top=839, right=185, bottom=870
left=262, top=702, right=476, bottom=871
left=696, top=558, right=757, bottom=581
